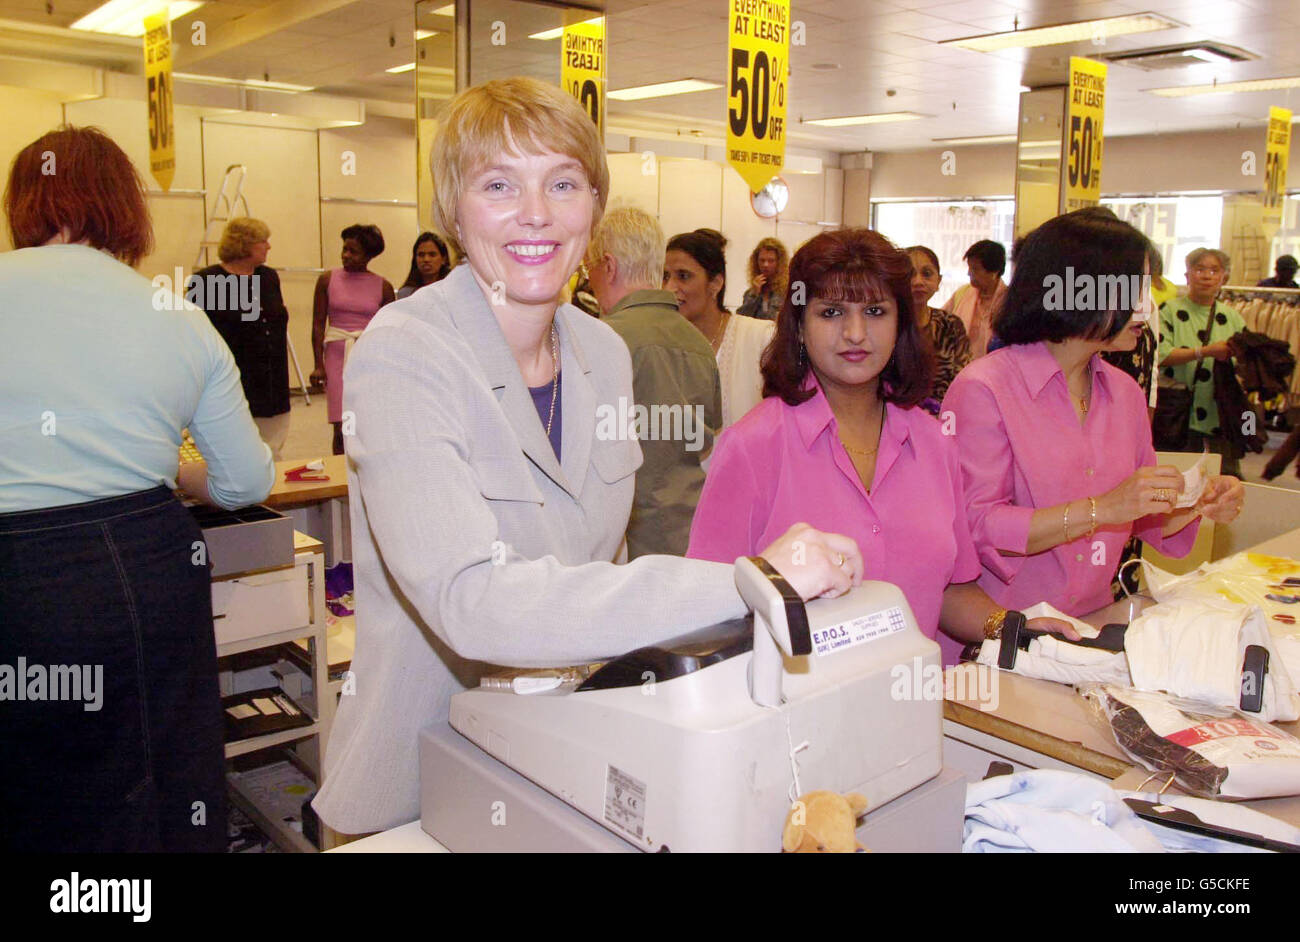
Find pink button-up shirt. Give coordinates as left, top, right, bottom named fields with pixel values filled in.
left=687, top=381, right=982, bottom=666
left=941, top=341, right=1199, bottom=616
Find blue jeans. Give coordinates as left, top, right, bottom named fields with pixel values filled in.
left=0, top=487, right=226, bottom=852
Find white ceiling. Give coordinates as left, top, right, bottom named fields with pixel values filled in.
left=3, top=0, right=1299, bottom=152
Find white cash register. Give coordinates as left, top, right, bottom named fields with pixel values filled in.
left=420, top=557, right=965, bottom=852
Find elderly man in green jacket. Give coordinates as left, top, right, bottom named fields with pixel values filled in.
left=584, top=207, right=722, bottom=557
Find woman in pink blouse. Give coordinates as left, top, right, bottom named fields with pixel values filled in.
left=942, top=209, right=1244, bottom=617
left=688, top=229, right=1072, bottom=666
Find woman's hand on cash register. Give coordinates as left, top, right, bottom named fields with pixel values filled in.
left=759, top=523, right=864, bottom=600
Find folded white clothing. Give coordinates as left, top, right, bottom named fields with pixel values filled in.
left=974, top=636, right=1131, bottom=687
left=1021, top=601, right=1099, bottom=639
left=965, top=769, right=1165, bottom=853
left=1125, top=598, right=1300, bottom=723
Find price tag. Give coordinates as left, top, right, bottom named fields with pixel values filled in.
left=561, top=18, right=605, bottom=137
left=1062, top=56, right=1105, bottom=213
left=725, top=0, right=789, bottom=194
left=1264, top=106, right=1292, bottom=228
left=142, top=11, right=175, bottom=192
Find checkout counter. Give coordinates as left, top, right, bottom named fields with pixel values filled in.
left=335, top=520, right=1300, bottom=853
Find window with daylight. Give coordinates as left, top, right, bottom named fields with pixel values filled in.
left=872, top=200, right=1015, bottom=308
left=1100, top=196, right=1224, bottom=285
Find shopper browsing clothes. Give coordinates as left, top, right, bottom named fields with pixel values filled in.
left=311, top=224, right=395, bottom=455
left=396, top=230, right=452, bottom=299
left=1157, top=248, right=1246, bottom=477
left=0, top=127, right=274, bottom=852
left=943, top=210, right=1244, bottom=618
left=666, top=228, right=775, bottom=428
left=688, top=229, right=1075, bottom=667
left=737, top=236, right=789, bottom=320
left=312, top=77, right=862, bottom=836
left=190, top=217, right=293, bottom=459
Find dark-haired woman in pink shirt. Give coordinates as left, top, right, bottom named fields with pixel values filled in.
left=688, top=229, right=1072, bottom=665
left=942, top=209, right=1244, bottom=618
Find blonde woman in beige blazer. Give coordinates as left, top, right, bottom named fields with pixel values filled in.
left=312, top=78, right=865, bottom=836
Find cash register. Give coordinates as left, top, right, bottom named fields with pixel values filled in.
left=420, top=557, right=965, bottom=852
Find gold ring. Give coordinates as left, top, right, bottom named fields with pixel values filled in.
left=834, top=553, right=845, bottom=568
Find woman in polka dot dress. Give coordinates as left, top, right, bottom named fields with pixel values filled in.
left=1156, top=247, right=1245, bottom=477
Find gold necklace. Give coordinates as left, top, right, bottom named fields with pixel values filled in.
left=545, top=323, right=559, bottom=437
left=838, top=408, right=884, bottom=459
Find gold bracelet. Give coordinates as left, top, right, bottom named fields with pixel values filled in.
left=1062, top=502, right=1071, bottom=544
left=984, top=608, right=1008, bottom=640
left=1086, top=496, right=1098, bottom=538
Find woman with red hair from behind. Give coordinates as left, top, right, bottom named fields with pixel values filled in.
left=0, top=127, right=273, bottom=852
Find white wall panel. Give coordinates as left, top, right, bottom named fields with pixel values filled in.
left=720, top=165, right=775, bottom=312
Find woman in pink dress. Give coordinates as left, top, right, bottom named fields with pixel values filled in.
left=312, top=224, right=396, bottom=454
left=687, top=229, right=1073, bottom=665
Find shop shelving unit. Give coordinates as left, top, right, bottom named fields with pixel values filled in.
left=217, top=531, right=334, bottom=852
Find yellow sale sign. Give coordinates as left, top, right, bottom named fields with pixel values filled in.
left=1062, top=56, right=1106, bottom=212
left=1264, top=106, right=1292, bottom=228
left=561, top=19, right=605, bottom=136
left=143, top=11, right=175, bottom=192
left=725, top=0, right=789, bottom=194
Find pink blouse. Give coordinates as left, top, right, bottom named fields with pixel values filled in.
left=940, top=341, right=1199, bottom=616
left=687, top=380, right=981, bottom=666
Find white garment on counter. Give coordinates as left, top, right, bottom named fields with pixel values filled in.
left=974, top=633, right=1131, bottom=686
left=965, top=770, right=1165, bottom=853
left=1125, top=598, right=1300, bottom=722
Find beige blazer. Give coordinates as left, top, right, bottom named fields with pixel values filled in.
left=312, top=264, right=745, bottom=834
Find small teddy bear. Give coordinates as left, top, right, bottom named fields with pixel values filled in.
left=781, top=790, right=870, bottom=853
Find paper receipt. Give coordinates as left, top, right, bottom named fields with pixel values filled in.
left=1176, top=454, right=1209, bottom=509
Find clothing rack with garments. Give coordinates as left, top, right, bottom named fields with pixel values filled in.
left=1219, top=285, right=1300, bottom=403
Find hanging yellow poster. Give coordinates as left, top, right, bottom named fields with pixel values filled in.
left=1264, top=106, right=1292, bottom=228
left=561, top=19, right=605, bottom=137
left=726, top=0, right=789, bottom=194
left=143, top=11, right=175, bottom=192
left=1062, top=56, right=1105, bottom=212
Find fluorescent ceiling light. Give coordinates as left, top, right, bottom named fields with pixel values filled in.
left=72, top=0, right=203, bottom=36
left=1183, top=48, right=1231, bottom=64
left=933, top=134, right=1017, bottom=145
left=386, top=63, right=416, bottom=74
left=608, top=79, right=721, bottom=101
left=173, top=72, right=315, bottom=93
left=805, top=111, right=925, bottom=127
left=942, top=13, right=1177, bottom=52
left=1147, top=75, right=1300, bottom=97
left=1018, top=85, right=1032, bottom=92
left=415, top=29, right=438, bottom=40
left=529, top=16, right=603, bottom=41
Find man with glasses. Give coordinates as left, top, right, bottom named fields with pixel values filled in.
left=1157, top=248, right=1245, bottom=476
